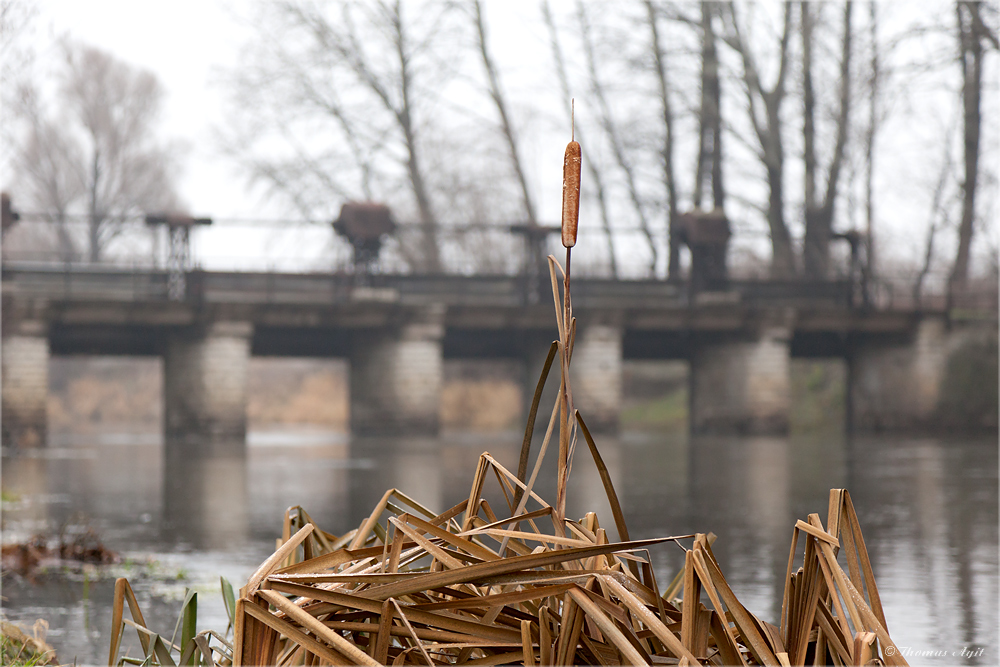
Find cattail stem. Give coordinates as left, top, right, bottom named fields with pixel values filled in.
left=555, top=104, right=580, bottom=526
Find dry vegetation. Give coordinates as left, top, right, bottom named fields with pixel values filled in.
left=47, top=358, right=526, bottom=434
left=107, top=447, right=905, bottom=665
left=48, top=357, right=162, bottom=430
left=106, top=135, right=904, bottom=666
left=247, top=360, right=349, bottom=429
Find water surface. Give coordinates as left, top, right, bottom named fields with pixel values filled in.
left=2, top=429, right=996, bottom=665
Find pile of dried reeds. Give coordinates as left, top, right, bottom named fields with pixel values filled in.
left=218, top=470, right=902, bottom=666
left=108, top=119, right=906, bottom=666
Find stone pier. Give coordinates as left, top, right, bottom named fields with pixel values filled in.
left=350, top=307, right=444, bottom=435
left=849, top=316, right=998, bottom=431
left=521, top=322, right=624, bottom=435
left=163, top=321, right=252, bottom=446
left=690, top=321, right=792, bottom=435
left=1, top=319, right=49, bottom=447
left=571, top=323, right=623, bottom=433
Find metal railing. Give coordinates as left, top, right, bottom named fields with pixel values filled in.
left=2, top=216, right=994, bottom=314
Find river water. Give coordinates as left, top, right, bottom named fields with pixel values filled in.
left=1, top=429, right=997, bottom=665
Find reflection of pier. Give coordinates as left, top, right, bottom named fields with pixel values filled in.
left=2, top=263, right=996, bottom=447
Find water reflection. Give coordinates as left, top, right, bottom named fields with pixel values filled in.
left=846, top=436, right=998, bottom=665
left=162, top=440, right=248, bottom=550
left=246, top=434, right=354, bottom=538
left=1, top=431, right=996, bottom=665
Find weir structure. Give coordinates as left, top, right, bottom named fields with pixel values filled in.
left=2, top=264, right=995, bottom=449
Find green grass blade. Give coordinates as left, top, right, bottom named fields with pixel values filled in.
left=220, top=577, right=236, bottom=637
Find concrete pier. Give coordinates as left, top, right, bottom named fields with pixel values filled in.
left=849, top=316, right=998, bottom=431
left=571, top=323, right=623, bottom=433
left=690, top=323, right=792, bottom=435
left=163, top=321, right=253, bottom=446
left=1, top=320, right=49, bottom=447
left=350, top=307, right=444, bottom=435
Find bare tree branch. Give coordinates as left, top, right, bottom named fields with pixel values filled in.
left=470, top=0, right=537, bottom=227
left=577, top=0, right=658, bottom=276
left=722, top=0, right=796, bottom=277
left=541, top=0, right=619, bottom=278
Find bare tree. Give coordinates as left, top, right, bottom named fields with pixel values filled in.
left=225, top=0, right=455, bottom=272
left=801, top=2, right=854, bottom=279
left=722, top=1, right=797, bottom=278
left=10, top=41, right=180, bottom=262
left=950, top=0, right=997, bottom=292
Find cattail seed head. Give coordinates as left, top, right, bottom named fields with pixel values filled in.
left=561, top=140, right=581, bottom=248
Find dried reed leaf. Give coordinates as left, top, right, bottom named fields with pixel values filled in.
left=843, top=492, right=888, bottom=631
left=244, top=523, right=315, bottom=596
left=567, top=586, right=646, bottom=666
left=363, top=537, right=669, bottom=601
left=257, top=589, right=381, bottom=666
left=538, top=605, right=553, bottom=667
left=697, top=545, right=780, bottom=666
left=514, top=340, right=558, bottom=506
left=109, top=577, right=150, bottom=664
left=709, top=607, right=748, bottom=667
left=242, top=596, right=350, bottom=665
left=577, top=411, right=641, bottom=583
left=793, top=519, right=839, bottom=547
left=814, top=602, right=852, bottom=665
left=602, top=575, right=701, bottom=665
left=390, top=599, right=435, bottom=667
left=520, top=619, right=535, bottom=667
left=266, top=580, right=523, bottom=643
left=780, top=524, right=801, bottom=640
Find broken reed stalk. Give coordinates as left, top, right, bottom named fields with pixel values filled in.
left=106, top=102, right=907, bottom=667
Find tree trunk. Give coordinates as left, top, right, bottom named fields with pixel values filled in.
left=951, top=0, right=983, bottom=292
left=88, top=149, right=101, bottom=263
left=914, top=145, right=953, bottom=306
left=801, top=1, right=817, bottom=210
left=864, top=0, right=879, bottom=290
left=803, top=1, right=853, bottom=280
left=645, top=0, right=680, bottom=281
left=766, top=160, right=796, bottom=278
left=708, top=3, right=724, bottom=211
left=725, top=1, right=795, bottom=278
left=694, top=2, right=725, bottom=212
